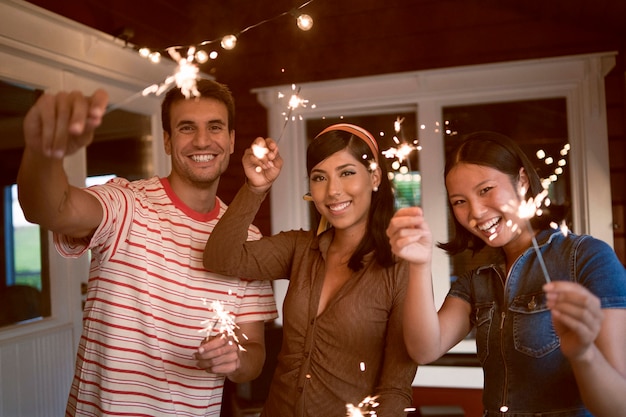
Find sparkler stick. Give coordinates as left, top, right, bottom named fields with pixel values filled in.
left=198, top=299, right=247, bottom=351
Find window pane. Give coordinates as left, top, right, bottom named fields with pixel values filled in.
left=1, top=184, right=48, bottom=327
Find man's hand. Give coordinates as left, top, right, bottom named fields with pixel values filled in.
left=194, top=333, right=242, bottom=376
left=23, top=89, right=109, bottom=159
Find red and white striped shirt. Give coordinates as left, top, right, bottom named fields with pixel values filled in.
left=55, top=176, right=277, bottom=416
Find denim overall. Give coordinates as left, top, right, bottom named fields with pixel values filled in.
left=449, top=230, right=626, bottom=417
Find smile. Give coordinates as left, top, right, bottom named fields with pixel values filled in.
left=477, top=217, right=501, bottom=233
left=328, top=201, right=351, bottom=213
left=190, top=154, right=215, bottom=163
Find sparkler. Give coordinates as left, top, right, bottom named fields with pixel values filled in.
left=106, top=47, right=201, bottom=114
left=382, top=116, right=419, bottom=168
left=501, top=188, right=552, bottom=283
left=198, top=299, right=247, bottom=351
left=277, top=84, right=310, bottom=143
left=252, top=84, right=310, bottom=172
left=383, top=116, right=422, bottom=208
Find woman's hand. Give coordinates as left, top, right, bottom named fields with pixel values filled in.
left=386, top=206, right=433, bottom=265
left=243, top=137, right=283, bottom=194
left=544, top=281, right=603, bottom=361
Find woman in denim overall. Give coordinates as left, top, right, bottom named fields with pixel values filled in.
left=387, top=131, right=626, bottom=416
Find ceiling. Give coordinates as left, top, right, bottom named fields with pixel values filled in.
left=2, top=0, right=624, bottom=154
left=21, top=0, right=626, bottom=89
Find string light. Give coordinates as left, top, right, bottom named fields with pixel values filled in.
left=134, top=0, right=315, bottom=64
left=220, top=34, right=237, bottom=50
left=297, top=13, right=314, bottom=30
left=107, top=0, right=316, bottom=111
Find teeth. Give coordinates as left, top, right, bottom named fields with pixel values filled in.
left=191, top=154, right=214, bottom=162
left=478, top=217, right=500, bottom=232
left=329, top=202, right=350, bottom=212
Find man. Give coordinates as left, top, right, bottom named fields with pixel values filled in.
left=17, top=79, right=277, bottom=416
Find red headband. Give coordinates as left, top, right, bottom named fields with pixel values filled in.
left=315, top=123, right=379, bottom=163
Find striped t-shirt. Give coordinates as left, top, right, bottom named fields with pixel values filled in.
left=55, top=176, right=278, bottom=417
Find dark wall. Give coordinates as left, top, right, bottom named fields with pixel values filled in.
left=16, top=0, right=626, bottom=253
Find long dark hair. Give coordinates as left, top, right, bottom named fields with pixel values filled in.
left=438, top=131, right=563, bottom=255
left=307, top=128, right=395, bottom=270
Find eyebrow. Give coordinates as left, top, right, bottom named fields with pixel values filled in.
left=311, top=162, right=357, bottom=174
left=448, top=179, right=493, bottom=199
left=175, top=118, right=226, bottom=127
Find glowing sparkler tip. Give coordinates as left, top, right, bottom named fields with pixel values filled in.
left=252, top=143, right=269, bottom=159
left=345, top=396, right=379, bottom=416
left=199, top=299, right=247, bottom=351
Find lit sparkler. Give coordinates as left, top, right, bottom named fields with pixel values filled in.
left=277, top=84, right=310, bottom=143
left=251, top=84, right=310, bottom=172
left=106, top=47, right=201, bottom=114
left=383, top=116, right=421, bottom=208
left=502, top=188, right=552, bottom=283
left=382, top=116, right=420, bottom=170
left=198, top=299, right=247, bottom=351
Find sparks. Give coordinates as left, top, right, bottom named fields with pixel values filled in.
left=346, top=396, right=379, bottom=416
left=275, top=83, right=311, bottom=143
left=382, top=143, right=415, bottom=163
left=394, top=116, right=405, bottom=133
left=502, top=187, right=552, bottom=283
left=199, top=299, right=247, bottom=351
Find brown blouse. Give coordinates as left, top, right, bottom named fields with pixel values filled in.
left=205, top=185, right=417, bottom=417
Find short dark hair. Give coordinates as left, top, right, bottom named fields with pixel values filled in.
left=160, top=79, right=235, bottom=134
left=438, top=131, right=561, bottom=255
left=307, top=128, right=395, bottom=270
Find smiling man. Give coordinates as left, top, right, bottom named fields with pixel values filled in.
left=17, top=79, right=277, bottom=417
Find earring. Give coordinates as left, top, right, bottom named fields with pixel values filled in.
left=373, top=186, right=378, bottom=192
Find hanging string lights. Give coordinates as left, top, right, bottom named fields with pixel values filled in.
left=106, top=0, right=316, bottom=107
left=134, top=0, right=315, bottom=72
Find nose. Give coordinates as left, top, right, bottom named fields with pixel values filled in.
left=327, top=175, right=342, bottom=197
left=193, top=128, right=212, bottom=147
left=468, top=200, right=487, bottom=219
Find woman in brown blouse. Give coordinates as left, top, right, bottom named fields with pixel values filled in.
left=204, top=124, right=417, bottom=417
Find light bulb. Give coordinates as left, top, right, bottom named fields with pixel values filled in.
left=296, top=14, right=313, bottom=31
left=221, top=34, right=237, bottom=50
left=148, top=52, right=161, bottom=63
left=138, top=47, right=150, bottom=58
left=195, top=50, right=209, bottom=63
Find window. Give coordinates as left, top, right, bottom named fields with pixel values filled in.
left=1, top=184, right=50, bottom=327
left=0, top=80, right=50, bottom=327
